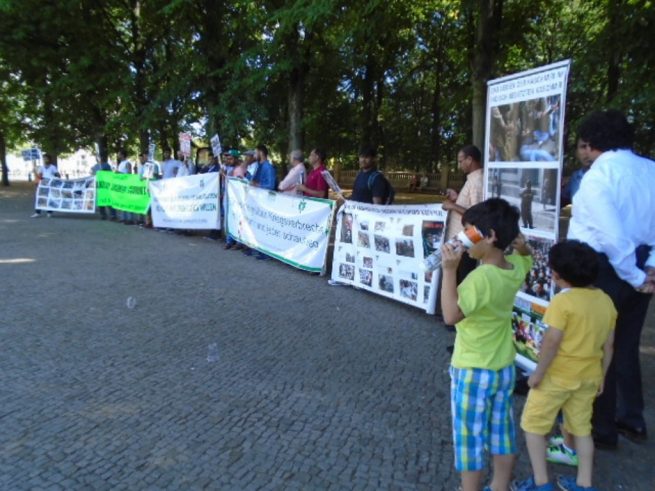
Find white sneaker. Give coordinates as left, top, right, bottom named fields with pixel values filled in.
left=30, top=212, right=41, bottom=218
left=548, top=434, right=565, bottom=446
left=546, top=443, right=578, bottom=466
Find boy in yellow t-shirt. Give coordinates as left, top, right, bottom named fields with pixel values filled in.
left=514, top=240, right=616, bottom=491
left=441, top=198, right=533, bottom=491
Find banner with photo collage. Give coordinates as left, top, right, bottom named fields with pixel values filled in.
left=226, top=178, right=335, bottom=273
left=149, top=173, right=221, bottom=230
left=35, top=176, right=96, bottom=214
left=331, top=201, right=447, bottom=314
left=484, top=60, right=571, bottom=371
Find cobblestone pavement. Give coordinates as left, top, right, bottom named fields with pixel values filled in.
left=1, top=183, right=654, bottom=490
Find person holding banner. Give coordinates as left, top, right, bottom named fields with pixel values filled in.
left=567, top=109, right=655, bottom=450
left=91, top=158, right=112, bottom=220
left=350, top=146, right=392, bottom=204
left=250, top=145, right=276, bottom=190
left=116, top=150, right=135, bottom=225
left=296, top=148, right=329, bottom=199
left=161, top=148, right=182, bottom=179
left=278, top=150, right=306, bottom=195
left=31, top=154, right=60, bottom=218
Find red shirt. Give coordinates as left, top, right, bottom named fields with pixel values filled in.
left=305, top=164, right=329, bottom=198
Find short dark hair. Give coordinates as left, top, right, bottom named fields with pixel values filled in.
left=358, top=145, right=377, bottom=158
left=118, top=149, right=127, bottom=159
left=577, top=109, right=634, bottom=152
left=460, top=144, right=482, bottom=164
left=548, top=240, right=599, bottom=287
left=462, top=198, right=520, bottom=250
left=312, top=148, right=326, bottom=162
left=139, top=152, right=147, bottom=158
left=256, top=144, right=268, bottom=157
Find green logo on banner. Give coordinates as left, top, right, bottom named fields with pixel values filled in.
left=298, top=199, right=307, bottom=214
left=95, top=171, right=151, bottom=214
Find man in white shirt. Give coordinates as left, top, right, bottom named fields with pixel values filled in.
left=161, top=148, right=182, bottom=179
left=568, top=109, right=655, bottom=449
left=116, top=149, right=135, bottom=224
left=31, top=153, right=60, bottom=217
left=278, top=149, right=305, bottom=195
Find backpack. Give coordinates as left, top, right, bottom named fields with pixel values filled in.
left=367, top=170, right=395, bottom=204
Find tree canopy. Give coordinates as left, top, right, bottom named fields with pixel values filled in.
left=1, top=0, right=653, bottom=181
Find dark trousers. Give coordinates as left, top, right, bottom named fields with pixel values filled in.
left=592, top=247, right=652, bottom=440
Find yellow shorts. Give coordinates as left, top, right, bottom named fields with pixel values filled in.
left=520, top=373, right=600, bottom=436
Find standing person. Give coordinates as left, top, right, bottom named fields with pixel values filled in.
left=297, top=148, right=329, bottom=199
left=350, top=145, right=392, bottom=204
left=441, top=198, right=533, bottom=491
left=116, top=150, right=134, bottom=225
left=90, top=158, right=112, bottom=220
left=520, top=180, right=535, bottom=229
left=561, top=138, right=593, bottom=207
left=31, top=153, right=60, bottom=218
left=513, top=240, right=616, bottom=491
left=250, top=145, right=276, bottom=190
left=568, top=109, right=655, bottom=449
left=278, top=149, right=305, bottom=195
left=138, top=152, right=160, bottom=228
left=161, top=148, right=181, bottom=179
left=442, top=145, right=485, bottom=282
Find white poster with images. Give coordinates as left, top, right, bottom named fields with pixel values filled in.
left=226, top=178, right=335, bottom=273
left=149, top=173, right=221, bottom=229
left=330, top=201, right=447, bottom=313
left=35, top=176, right=96, bottom=213
left=484, top=60, right=571, bottom=371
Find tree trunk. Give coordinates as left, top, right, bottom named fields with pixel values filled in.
left=606, top=0, right=621, bottom=103
left=96, top=134, right=109, bottom=164
left=0, top=131, right=9, bottom=186
left=470, top=0, right=503, bottom=150
left=430, top=64, right=442, bottom=172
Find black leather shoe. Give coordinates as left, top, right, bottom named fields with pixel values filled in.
left=616, top=421, right=647, bottom=443
left=592, top=432, right=618, bottom=450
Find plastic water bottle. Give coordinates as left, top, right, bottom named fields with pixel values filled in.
left=207, top=343, right=219, bottom=363
left=423, top=227, right=484, bottom=272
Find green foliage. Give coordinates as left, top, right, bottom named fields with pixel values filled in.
left=0, top=0, right=654, bottom=170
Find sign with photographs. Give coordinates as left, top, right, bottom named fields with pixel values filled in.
left=210, top=134, right=222, bottom=158
left=512, top=296, right=548, bottom=372
left=149, top=173, right=221, bottom=230
left=484, top=60, right=571, bottom=369
left=330, top=201, right=447, bottom=313
left=179, top=132, right=192, bottom=157
left=95, top=171, right=151, bottom=214
left=35, top=176, right=96, bottom=213
left=226, top=178, right=335, bottom=273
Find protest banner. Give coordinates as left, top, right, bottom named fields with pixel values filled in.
left=35, top=176, right=96, bottom=213
left=331, top=201, right=447, bottom=313
left=484, top=60, right=571, bottom=370
left=210, top=134, right=222, bottom=158
left=149, top=173, right=221, bottom=229
left=226, top=178, right=335, bottom=273
left=95, top=171, right=151, bottom=214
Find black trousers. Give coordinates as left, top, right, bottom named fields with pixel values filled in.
left=592, top=247, right=652, bottom=440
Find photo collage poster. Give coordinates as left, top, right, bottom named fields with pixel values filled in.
left=331, top=201, right=447, bottom=313
left=483, top=60, right=571, bottom=370
left=35, top=176, right=96, bottom=214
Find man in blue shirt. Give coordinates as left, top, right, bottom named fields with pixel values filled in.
left=251, top=144, right=276, bottom=190
left=350, top=145, right=389, bottom=204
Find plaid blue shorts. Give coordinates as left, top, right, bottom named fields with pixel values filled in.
left=450, top=364, right=516, bottom=472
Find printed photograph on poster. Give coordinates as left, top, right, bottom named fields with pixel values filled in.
left=512, top=301, right=548, bottom=364
left=345, top=253, right=356, bottom=263
left=358, top=231, right=370, bottom=248
left=362, top=257, right=373, bottom=268
left=423, top=286, right=430, bottom=303
left=374, top=221, right=386, bottom=232
left=422, top=221, right=445, bottom=258
left=338, top=263, right=355, bottom=281
left=360, top=221, right=369, bottom=231
left=340, top=213, right=353, bottom=243
left=402, top=224, right=414, bottom=236
left=359, top=268, right=373, bottom=287
left=378, top=274, right=394, bottom=293
left=520, top=236, right=555, bottom=301
left=395, top=238, right=415, bottom=258
left=374, top=235, right=390, bottom=253
left=399, top=280, right=418, bottom=302
left=487, top=167, right=558, bottom=234
left=489, top=95, right=561, bottom=163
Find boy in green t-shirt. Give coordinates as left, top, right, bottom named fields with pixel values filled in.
left=513, top=240, right=616, bottom=491
left=441, top=198, right=533, bottom=491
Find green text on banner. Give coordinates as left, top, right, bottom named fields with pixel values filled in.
left=95, top=170, right=151, bottom=214
left=226, top=177, right=335, bottom=273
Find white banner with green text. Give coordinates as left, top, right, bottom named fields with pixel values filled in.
left=226, top=177, right=335, bottom=273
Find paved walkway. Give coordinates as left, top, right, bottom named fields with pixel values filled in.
left=1, top=183, right=653, bottom=490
